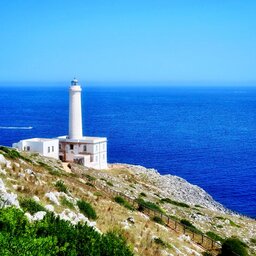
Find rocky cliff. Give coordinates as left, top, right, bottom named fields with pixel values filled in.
left=0, top=147, right=255, bottom=255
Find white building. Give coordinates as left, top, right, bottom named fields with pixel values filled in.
left=57, top=78, right=108, bottom=169
left=12, top=138, right=59, bottom=159
left=12, top=78, right=108, bottom=170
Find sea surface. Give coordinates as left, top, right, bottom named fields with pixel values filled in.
left=0, top=83, right=256, bottom=218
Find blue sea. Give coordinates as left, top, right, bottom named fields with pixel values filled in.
left=0, top=82, right=256, bottom=218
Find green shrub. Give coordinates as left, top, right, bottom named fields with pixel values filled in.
left=114, top=196, right=134, bottom=210
left=38, top=161, right=61, bottom=176
left=140, top=192, right=147, bottom=197
left=86, top=182, right=95, bottom=187
left=55, top=180, right=68, bottom=193
left=84, top=174, right=96, bottom=181
left=107, top=181, right=113, bottom=186
left=136, top=198, right=164, bottom=213
left=152, top=216, right=165, bottom=225
left=0, top=146, right=21, bottom=159
left=154, top=237, right=165, bottom=246
left=202, top=252, right=213, bottom=256
left=60, top=197, right=74, bottom=209
left=0, top=207, right=133, bottom=256
left=101, top=230, right=133, bottom=256
left=180, top=219, right=202, bottom=234
left=206, top=231, right=224, bottom=242
left=20, top=198, right=46, bottom=214
left=229, top=219, right=240, bottom=228
left=77, top=199, right=97, bottom=220
left=220, top=237, right=248, bottom=256
left=250, top=238, right=256, bottom=244
left=160, top=198, right=190, bottom=208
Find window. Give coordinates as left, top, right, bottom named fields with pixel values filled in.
left=95, top=156, right=98, bottom=162
left=90, top=155, right=93, bottom=162
left=48, top=147, right=50, bottom=153
left=103, top=143, right=105, bottom=150
left=102, top=154, right=105, bottom=160
left=70, top=144, right=74, bottom=150
left=59, top=144, right=61, bottom=149
left=95, top=145, right=98, bottom=151
left=52, top=146, right=54, bottom=152
left=83, top=145, right=87, bottom=151
left=24, top=146, right=30, bottom=151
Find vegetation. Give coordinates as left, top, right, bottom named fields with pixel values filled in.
left=55, top=180, right=68, bottom=193
left=220, top=237, right=248, bottom=256
left=136, top=198, right=164, bottom=213
left=180, top=219, right=202, bottom=234
left=206, top=231, right=224, bottom=242
left=0, top=146, right=32, bottom=163
left=160, top=198, right=190, bottom=208
left=114, top=196, right=134, bottom=210
left=86, top=182, right=95, bottom=187
left=229, top=219, right=240, bottom=228
left=84, top=174, right=96, bottom=181
left=0, top=207, right=133, bottom=256
left=77, top=199, right=97, bottom=220
left=250, top=238, right=256, bottom=244
left=152, top=216, right=165, bottom=225
left=106, top=181, right=114, bottom=187
left=20, top=198, right=46, bottom=214
left=139, top=192, right=147, bottom=197
left=38, top=161, right=61, bottom=176
left=60, top=197, right=74, bottom=209
left=153, top=237, right=172, bottom=249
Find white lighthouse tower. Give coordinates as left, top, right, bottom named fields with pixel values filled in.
left=13, top=78, right=108, bottom=170
left=69, top=78, right=83, bottom=140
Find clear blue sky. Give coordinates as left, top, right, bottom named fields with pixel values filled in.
left=0, top=0, right=256, bottom=84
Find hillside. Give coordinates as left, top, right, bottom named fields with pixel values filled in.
left=0, top=146, right=255, bottom=255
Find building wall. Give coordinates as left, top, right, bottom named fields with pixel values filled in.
left=59, top=141, right=108, bottom=169
left=13, top=139, right=59, bottom=159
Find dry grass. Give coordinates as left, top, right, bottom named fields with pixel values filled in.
left=1, top=151, right=256, bottom=255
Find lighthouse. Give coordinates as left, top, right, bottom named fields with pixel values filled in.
left=13, top=78, right=108, bottom=170
left=69, top=78, right=83, bottom=140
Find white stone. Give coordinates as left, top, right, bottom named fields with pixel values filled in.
left=25, top=212, right=33, bottom=222
left=45, top=204, right=54, bottom=212
left=45, top=192, right=60, bottom=205
left=33, top=211, right=47, bottom=221
left=0, top=168, right=7, bottom=175
left=0, top=154, right=6, bottom=165
left=33, top=195, right=40, bottom=202
left=25, top=169, right=34, bottom=175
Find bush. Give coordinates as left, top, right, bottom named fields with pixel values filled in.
left=154, top=237, right=166, bottom=246
left=136, top=198, right=164, bottom=213
left=206, top=231, right=224, bottom=242
left=20, top=198, right=46, bottom=214
left=180, top=219, right=202, bottom=234
left=60, top=197, right=74, bottom=209
left=160, top=198, right=190, bottom=208
left=86, top=182, right=95, bottom=187
left=84, top=174, right=96, bottom=181
left=77, top=199, right=97, bottom=220
left=152, top=216, right=165, bottom=225
left=0, top=207, right=133, bottom=256
left=220, top=237, right=248, bottom=256
left=114, top=196, right=134, bottom=210
left=101, top=230, right=133, bottom=256
left=0, top=146, right=21, bottom=159
left=140, top=192, right=147, bottom=197
left=55, top=180, right=68, bottom=193
left=107, top=181, right=113, bottom=186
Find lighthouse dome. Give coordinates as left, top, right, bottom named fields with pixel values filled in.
left=71, top=78, right=79, bottom=86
